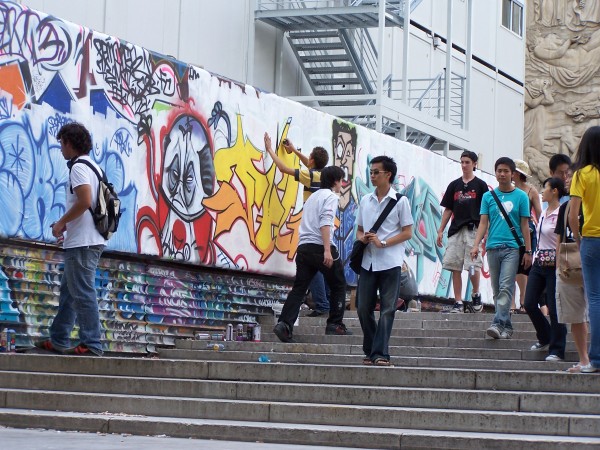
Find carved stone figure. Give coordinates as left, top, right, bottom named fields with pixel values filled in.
left=525, top=0, right=600, bottom=185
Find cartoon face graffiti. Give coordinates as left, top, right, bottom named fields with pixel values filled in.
left=160, top=115, right=214, bottom=259
left=332, top=120, right=357, bottom=210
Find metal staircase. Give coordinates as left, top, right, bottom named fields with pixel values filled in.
left=287, top=28, right=377, bottom=105
left=255, top=0, right=469, bottom=154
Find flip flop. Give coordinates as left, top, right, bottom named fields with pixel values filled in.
left=373, top=358, right=392, bottom=366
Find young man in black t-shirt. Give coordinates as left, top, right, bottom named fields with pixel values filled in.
left=437, top=150, right=489, bottom=313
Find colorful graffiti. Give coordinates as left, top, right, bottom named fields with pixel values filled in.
left=0, top=242, right=289, bottom=352
left=0, top=1, right=497, bottom=314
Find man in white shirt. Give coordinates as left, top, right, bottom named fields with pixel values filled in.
left=35, top=123, right=106, bottom=356
left=356, top=156, right=413, bottom=366
left=273, top=166, right=351, bottom=342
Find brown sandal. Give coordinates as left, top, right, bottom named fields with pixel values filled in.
left=362, top=358, right=373, bottom=365
left=374, top=358, right=392, bottom=366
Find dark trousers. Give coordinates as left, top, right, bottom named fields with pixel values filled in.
left=279, top=244, right=346, bottom=330
left=524, top=263, right=567, bottom=358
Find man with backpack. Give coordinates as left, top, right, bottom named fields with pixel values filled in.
left=36, top=123, right=107, bottom=356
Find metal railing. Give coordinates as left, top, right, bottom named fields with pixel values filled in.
left=257, top=0, right=407, bottom=11
left=381, top=71, right=465, bottom=128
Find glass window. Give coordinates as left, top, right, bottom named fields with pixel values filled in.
left=502, top=0, right=511, bottom=29
left=512, top=2, right=523, bottom=35
left=501, top=0, right=523, bottom=37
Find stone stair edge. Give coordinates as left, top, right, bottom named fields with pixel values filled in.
left=2, top=409, right=600, bottom=450
left=0, top=354, right=597, bottom=394
left=1, top=389, right=599, bottom=438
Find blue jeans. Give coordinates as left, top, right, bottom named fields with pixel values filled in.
left=581, top=237, right=600, bottom=368
left=487, top=246, right=520, bottom=332
left=524, top=263, right=566, bottom=358
left=357, top=266, right=402, bottom=361
left=50, top=245, right=104, bottom=355
left=309, top=271, right=330, bottom=312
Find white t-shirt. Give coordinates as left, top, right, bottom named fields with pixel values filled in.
left=64, top=155, right=107, bottom=248
left=298, top=188, right=339, bottom=247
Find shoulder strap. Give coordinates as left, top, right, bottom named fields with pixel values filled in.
left=562, top=201, right=571, bottom=244
left=70, top=158, right=105, bottom=182
left=369, top=193, right=403, bottom=233
left=489, top=189, right=522, bottom=247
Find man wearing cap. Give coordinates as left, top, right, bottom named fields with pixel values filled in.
left=437, top=150, right=489, bottom=313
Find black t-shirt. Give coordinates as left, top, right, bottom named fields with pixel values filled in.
left=440, top=176, right=489, bottom=237
left=554, top=200, right=583, bottom=243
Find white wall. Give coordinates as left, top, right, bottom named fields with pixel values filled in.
left=20, top=0, right=525, bottom=173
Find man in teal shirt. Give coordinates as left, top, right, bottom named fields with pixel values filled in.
left=470, top=157, right=533, bottom=339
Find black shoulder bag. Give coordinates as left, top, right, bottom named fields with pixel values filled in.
left=350, top=193, right=403, bottom=274
left=489, top=189, right=528, bottom=274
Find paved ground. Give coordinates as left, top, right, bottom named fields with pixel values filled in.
left=0, top=426, right=368, bottom=450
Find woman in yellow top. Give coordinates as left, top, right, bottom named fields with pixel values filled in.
left=569, top=126, right=600, bottom=373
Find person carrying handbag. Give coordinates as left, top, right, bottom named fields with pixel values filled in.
left=524, top=178, right=567, bottom=361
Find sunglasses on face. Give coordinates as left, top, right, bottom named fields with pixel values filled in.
left=369, top=169, right=389, bottom=176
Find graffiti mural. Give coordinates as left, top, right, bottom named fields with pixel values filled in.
left=0, top=1, right=496, bottom=325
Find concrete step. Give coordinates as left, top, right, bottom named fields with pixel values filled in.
left=174, top=339, right=580, bottom=362
left=2, top=409, right=599, bottom=450
left=0, top=355, right=596, bottom=394
left=224, top=333, right=578, bottom=351
left=1, top=388, right=599, bottom=437
left=1, top=370, right=597, bottom=414
left=259, top=323, right=548, bottom=340
left=159, top=348, right=576, bottom=371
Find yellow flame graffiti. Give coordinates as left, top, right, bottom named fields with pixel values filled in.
left=204, top=115, right=302, bottom=262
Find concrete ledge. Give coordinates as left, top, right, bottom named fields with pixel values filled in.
left=2, top=409, right=600, bottom=449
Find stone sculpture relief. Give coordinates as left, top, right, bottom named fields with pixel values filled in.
left=525, top=0, right=600, bottom=184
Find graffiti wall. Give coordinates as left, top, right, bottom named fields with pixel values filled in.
left=0, top=2, right=496, bottom=309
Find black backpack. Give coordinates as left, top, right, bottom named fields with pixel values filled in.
left=69, top=159, right=121, bottom=240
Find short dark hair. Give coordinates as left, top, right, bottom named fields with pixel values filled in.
left=460, top=150, right=478, bottom=164
left=370, top=155, right=397, bottom=181
left=320, top=166, right=344, bottom=189
left=549, top=154, right=572, bottom=173
left=57, top=122, right=92, bottom=155
left=494, top=157, right=516, bottom=172
left=311, top=146, right=329, bottom=170
left=542, top=177, right=566, bottom=199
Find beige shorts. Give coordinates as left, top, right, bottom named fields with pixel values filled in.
left=442, top=226, right=483, bottom=272
left=556, top=276, right=588, bottom=324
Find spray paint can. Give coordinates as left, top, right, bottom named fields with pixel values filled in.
left=206, top=343, right=225, bottom=351
left=246, top=324, right=254, bottom=341
left=225, top=324, right=234, bottom=341
left=7, top=329, right=15, bottom=352
left=252, top=324, right=262, bottom=342
left=469, top=265, right=476, bottom=277
left=236, top=324, right=244, bottom=341
left=0, top=329, right=7, bottom=353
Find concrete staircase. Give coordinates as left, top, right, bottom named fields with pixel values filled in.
left=0, top=311, right=599, bottom=449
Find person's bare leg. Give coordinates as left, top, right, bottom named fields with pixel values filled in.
left=571, top=322, right=590, bottom=370
left=470, top=269, right=480, bottom=295
left=516, top=274, right=527, bottom=310
left=452, top=271, right=463, bottom=303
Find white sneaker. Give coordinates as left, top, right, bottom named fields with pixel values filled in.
left=580, top=363, right=598, bottom=373
left=500, top=329, right=513, bottom=339
left=486, top=324, right=502, bottom=339
left=545, top=354, right=563, bottom=362
left=530, top=342, right=549, bottom=351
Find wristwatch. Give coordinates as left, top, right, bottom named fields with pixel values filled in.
left=381, top=240, right=387, bottom=248
left=524, top=250, right=532, bottom=254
